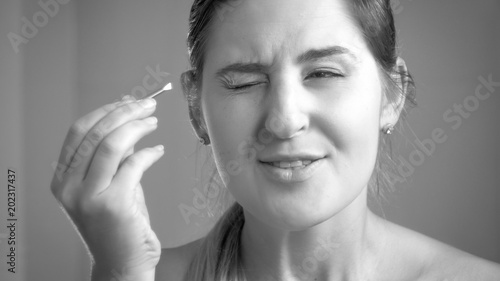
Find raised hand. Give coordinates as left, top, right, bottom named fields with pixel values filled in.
left=51, top=96, right=164, bottom=280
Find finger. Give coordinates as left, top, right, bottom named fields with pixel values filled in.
left=111, top=145, right=165, bottom=196
left=83, top=116, right=159, bottom=191
left=70, top=98, right=157, bottom=181
left=51, top=99, right=133, bottom=194
left=120, top=147, right=135, bottom=168
left=57, top=98, right=133, bottom=173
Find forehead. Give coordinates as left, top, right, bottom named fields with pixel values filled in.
left=205, top=0, right=368, bottom=67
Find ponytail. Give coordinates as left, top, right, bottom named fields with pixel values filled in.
left=184, top=203, right=246, bottom=281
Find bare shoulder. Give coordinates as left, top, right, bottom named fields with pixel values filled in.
left=380, top=218, right=500, bottom=281
left=155, top=238, right=203, bottom=281
left=422, top=239, right=500, bottom=281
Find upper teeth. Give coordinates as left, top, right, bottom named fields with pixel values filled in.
left=269, top=160, right=313, bottom=168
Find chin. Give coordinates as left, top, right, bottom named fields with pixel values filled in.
left=232, top=168, right=368, bottom=231
left=253, top=193, right=352, bottom=232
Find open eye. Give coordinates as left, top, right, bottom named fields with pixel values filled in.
left=306, top=70, right=343, bottom=80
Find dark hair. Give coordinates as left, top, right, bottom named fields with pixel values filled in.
left=182, top=1, right=416, bottom=280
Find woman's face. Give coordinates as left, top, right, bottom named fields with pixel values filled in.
left=200, top=0, right=387, bottom=230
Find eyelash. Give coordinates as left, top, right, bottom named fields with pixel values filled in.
left=226, top=81, right=264, bottom=90
left=224, top=70, right=343, bottom=91
left=306, top=70, right=344, bottom=80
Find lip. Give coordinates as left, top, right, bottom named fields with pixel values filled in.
left=257, top=156, right=326, bottom=183
left=259, top=153, right=325, bottom=163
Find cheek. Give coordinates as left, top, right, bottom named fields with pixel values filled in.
left=202, top=94, right=259, bottom=185
left=323, top=76, right=382, bottom=188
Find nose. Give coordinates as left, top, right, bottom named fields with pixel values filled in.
left=264, top=78, right=308, bottom=140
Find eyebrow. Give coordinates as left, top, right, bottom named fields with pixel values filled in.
left=215, top=63, right=268, bottom=78
left=296, top=46, right=357, bottom=64
left=214, top=46, right=357, bottom=78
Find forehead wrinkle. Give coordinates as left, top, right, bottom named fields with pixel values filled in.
left=227, top=24, right=296, bottom=74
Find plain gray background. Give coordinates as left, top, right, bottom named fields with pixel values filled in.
left=1, top=0, right=499, bottom=280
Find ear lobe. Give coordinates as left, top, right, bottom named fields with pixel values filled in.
left=181, top=70, right=207, bottom=141
left=381, top=57, right=408, bottom=128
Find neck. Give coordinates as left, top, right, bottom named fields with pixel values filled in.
left=240, top=188, right=387, bottom=281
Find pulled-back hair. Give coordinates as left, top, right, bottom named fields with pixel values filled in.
left=181, top=1, right=416, bottom=280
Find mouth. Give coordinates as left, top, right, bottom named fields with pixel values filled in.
left=257, top=157, right=326, bottom=183
left=259, top=159, right=320, bottom=170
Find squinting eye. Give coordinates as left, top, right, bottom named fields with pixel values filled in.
left=226, top=82, right=264, bottom=91
left=306, top=70, right=343, bottom=79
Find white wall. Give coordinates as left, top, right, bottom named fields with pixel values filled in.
left=0, top=1, right=26, bottom=280
left=385, top=0, right=500, bottom=262
left=1, top=0, right=84, bottom=280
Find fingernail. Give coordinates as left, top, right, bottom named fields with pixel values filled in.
left=144, top=116, right=158, bottom=124
left=140, top=98, right=156, bottom=108
left=122, top=95, right=133, bottom=101
left=154, top=144, right=164, bottom=151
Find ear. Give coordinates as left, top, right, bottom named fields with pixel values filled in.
left=380, top=57, right=408, bottom=129
left=181, top=70, right=208, bottom=141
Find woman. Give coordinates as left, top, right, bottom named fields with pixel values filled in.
left=51, top=0, right=500, bottom=280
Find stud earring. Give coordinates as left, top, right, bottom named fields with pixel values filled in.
left=382, top=124, right=395, bottom=135
left=199, top=135, right=210, bottom=145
